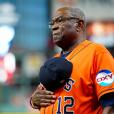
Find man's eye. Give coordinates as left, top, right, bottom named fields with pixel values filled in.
left=57, top=17, right=63, bottom=22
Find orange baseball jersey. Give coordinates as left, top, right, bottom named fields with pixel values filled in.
left=40, top=40, right=114, bottom=114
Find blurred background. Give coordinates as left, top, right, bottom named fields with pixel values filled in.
left=0, top=0, right=114, bottom=113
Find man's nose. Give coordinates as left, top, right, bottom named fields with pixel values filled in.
left=52, top=25, right=59, bottom=31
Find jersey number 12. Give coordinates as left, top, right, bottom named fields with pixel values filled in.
left=56, top=96, right=74, bottom=114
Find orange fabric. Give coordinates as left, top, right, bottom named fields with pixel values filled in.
left=40, top=40, right=114, bottom=114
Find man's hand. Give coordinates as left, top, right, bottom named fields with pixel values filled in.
left=30, top=83, right=56, bottom=109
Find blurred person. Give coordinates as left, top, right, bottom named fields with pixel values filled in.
left=30, top=7, right=114, bottom=114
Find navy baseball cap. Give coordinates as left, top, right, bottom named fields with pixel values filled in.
left=39, top=57, right=73, bottom=91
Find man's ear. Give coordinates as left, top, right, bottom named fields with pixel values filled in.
left=78, top=20, right=84, bottom=31
left=74, top=20, right=84, bottom=33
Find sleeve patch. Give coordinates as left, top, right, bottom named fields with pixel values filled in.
left=96, top=69, right=114, bottom=86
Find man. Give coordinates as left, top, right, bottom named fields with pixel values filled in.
left=30, top=7, right=114, bottom=114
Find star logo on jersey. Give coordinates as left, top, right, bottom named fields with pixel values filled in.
left=96, top=70, right=114, bottom=86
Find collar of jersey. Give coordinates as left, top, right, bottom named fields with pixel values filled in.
left=54, top=40, right=92, bottom=60
left=66, top=40, right=92, bottom=60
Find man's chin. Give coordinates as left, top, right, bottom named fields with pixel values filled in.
left=53, top=37, right=62, bottom=44
left=53, top=39, right=64, bottom=48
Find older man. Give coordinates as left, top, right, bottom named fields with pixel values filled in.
left=30, top=7, right=114, bottom=114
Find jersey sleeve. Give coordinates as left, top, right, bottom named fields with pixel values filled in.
left=93, top=45, right=114, bottom=100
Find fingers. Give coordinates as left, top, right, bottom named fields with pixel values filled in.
left=34, top=98, right=56, bottom=104
left=45, top=90, right=54, bottom=95
left=37, top=94, right=56, bottom=99
left=34, top=90, right=56, bottom=99
left=37, top=89, right=54, bottom=95
left=32, top=96, right=56, bottom=107
left=39, top=100, right=57, bottom=107
left=32, top=94, right=56, bottom=104
left=40, top=103, right=51, bottom=107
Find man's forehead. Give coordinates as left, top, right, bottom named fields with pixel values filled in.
left=52, top=10, right=73, bottom=19
left=52, top=7, right=85, bottom=21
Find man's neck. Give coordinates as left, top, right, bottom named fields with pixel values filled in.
left=62, top=38, right=85, bottom=53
